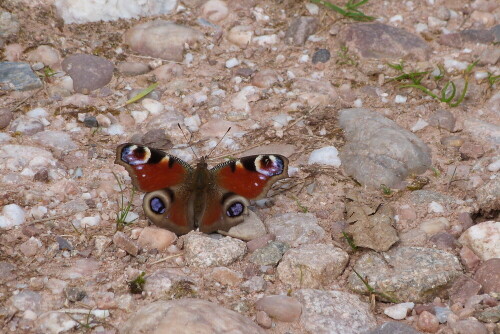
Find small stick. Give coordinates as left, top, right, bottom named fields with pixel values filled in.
left=149, top=253, right=183, bottom=265
left=30, top=213, right=75, bottom=224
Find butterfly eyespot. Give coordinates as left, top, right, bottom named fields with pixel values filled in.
left=226, top=202, right=244, bottom=217
left=150, top=197, right=166, bottom=214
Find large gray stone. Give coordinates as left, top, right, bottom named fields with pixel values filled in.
left=183, top=232, right=246, bottom=268
left=348, top=247, right=462, bottom=302
left=62, top=54, right=114, bottom=94
left=264, top=213, right=326, bottom=247
left=339, top=108, right=432, bottom=189
left=0, top=62, right=42, bottom=91
left=295, top=289, right=376, bottom=334
left=120, top=299, right=265, bottom=334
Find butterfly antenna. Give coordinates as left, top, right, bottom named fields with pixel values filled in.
left=177, top=123, right=199, bottom=159
left=207, top=127, right=231, bottom=157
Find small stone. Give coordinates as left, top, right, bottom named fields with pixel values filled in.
left=241, top=276, right=267, bottom=293
left=209, top=267, right=242, bottom=286
left=9, top=116, right=44, bottom=135
left=460, top=246, right=481, bottom=271
left=384, top=302, right=415, bottom=320
left=19, top=237, right=42, bottom=257
left=0, top=204, right=26, bottom=229
left=62, top=54, right=114, bottom=94
left=417, top=311, right=440, bottom=333
left=429, top=232, right=458, bottom=250
left=487, top=159, right=500, bottom=172
left=80, top=215, right=101, bottom=227
left=0, top=62, right=42, bottom=91
left=56, top=236, right=73, bottom=251
left=365, top=322, right=422, bottom=334
left=247, top=234, right=276, bottom=252
left=0, top=108, right=13, bottom=129
left=459, top=142, right=485, bottom=160
left=227, top=211, right=266, bottom=241
left=312, top=49, right=331, bottom=64
left=183, top=232, right=246, bottom=268
left=33, top=130, right=78, bottom=152
left=140, top=128, right=172, bottom=149
left=459, top=221, right=500, bottom=260
left=143, top=269, right=191, bottom=297
left=64, top=287, right=86, bottom=302
left=117, top=62, right=150, bottom=76
left=225, top=57, right=240, bottom=68
left=137, top=226, right=177, bottom=251
left=255, top=311, right=272, bottom=329
left=420, top=217, right=450, bottom=235
left=201, top=0, right=228, bottom=22
left=474, top=259, right=500, bottom=294
left=83, top=115, right=99, bottom=128
left=428, top=109, right=456, bottom=132
left=33, top=169, right=50, bottom=183
left=449, top=276, right=482, bottom=305
left=113, top=232, right=139, bottom=256
left=227, top=25, right=253, bottom=48
left=251, top=69, right=278, bottom=89
left=255, top=295, right=302, bottom=322
left=308, top=146, right=341, bottom=167
left=249, top=241, right=289, bottom=266
left=285, top=16, right=318, bottom=45
left=36, top=312, right=77, bottom=333
left=450, top=319, right=488, bottom=334
left=141, top=98, right=164, bottom=115
left=264, top=213, right=326, bottom=247
left=11, top=289, right=42, bottom=312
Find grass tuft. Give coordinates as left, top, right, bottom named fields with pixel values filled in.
left=310, top=0, right=375, bottom=22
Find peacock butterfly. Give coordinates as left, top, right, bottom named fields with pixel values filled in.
left=115, top=143, right=289, bottom=235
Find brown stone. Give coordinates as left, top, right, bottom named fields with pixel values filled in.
left=474, top=259, right=500, bottom=293
left=247, top=234, right=276, bottom=252
left=113, top=232, right=139, bottom=256
left=417, top=310, right=440, bottom=333
left=459, top=142, right=485, bottom=160
left=255, top=295, right=302, bottom=322
left=449, top=275, right=482, bottom=305
left=460, top=246, right=481, bottom=272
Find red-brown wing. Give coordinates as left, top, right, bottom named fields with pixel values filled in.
left=115, top=143, right=192, bottom=192
left=212, top=154, right=289, bottom=199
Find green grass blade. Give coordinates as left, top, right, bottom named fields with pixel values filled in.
left=124, top=82, right=158, bottom=106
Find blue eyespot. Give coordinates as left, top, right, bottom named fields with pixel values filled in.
left=226, top=202, right=244, bottom=217
left=150, top=197, right=166, bottom=214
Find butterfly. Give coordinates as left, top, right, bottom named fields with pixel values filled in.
left=115, top=143, right=289, bottom=235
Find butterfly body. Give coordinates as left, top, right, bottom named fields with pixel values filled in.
left=115, top=143, right=289, bottom=235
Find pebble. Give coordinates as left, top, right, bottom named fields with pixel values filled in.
left=54, top=0, right=177, bottom=24
left=420, top=217, right=450, bottom=235
left=64, top=287, right=86, bottom=302
left=113, top=231, right=139, bottom=256
left=153, top=63, right=183, bottom=82
left=252, top=69, right=278, bottom=88
left=295, top=289, right=376, bottom=332
left=19, top=237, right=42, bottom=257
left=62, top=259, right=99, bottom=280
left=143, top=269, right=190, bottom=297
left=411, top=118, right=429, bottom=132
left=459, top=221, right=500, bottom=260
left=473, top=258, right=500, bottom=294
left=0, top=204, right=26, bottom=229
left=121, top=299, right=265, bottom=334
left=62, top=54, right=114, bottom=94
left=225, top=57, right=240, bottom=68
left=9, top=116, right=44, bottom=135
left=308, top=146, right=341, bottom=167
left=264, top=213, right=326, bottom=247
left=117, top=62, right=150, bottom=76
left=0, top=62, right=42, bottom=91
left=459, top=142, right=484, bottom=160
left=209, top=267, right=243, bottom=286
left=183, top=232, right=247, bottom=267
left=487, top=159, right=500, bottom=172
left=247, top=234, right=276, bottom=252
left=141, top=98, right=164, bottom=115
left=201, top=0, right=229, bottom=22
left=83, top=115, right=98, bottom=128
left=227, top=210, right=266, bottom=241
left=33, top=130, right=78, bottom=152
left=36, top=312, right=77, bottom=333
left=428, top=109, right=456, bottom=132
left=255, top=295, right=302, bottom=322
left=365, top=322, right=422, bottom=334
left=277, top=243, right=349, bottom=288
left=311, top=48, right=331, bottom=64
left=227, top=25, right=253, bottom=47
left=428, top=232, right=458, bottom=250
left=460, top=246, right=481, bottom=271
left=0, top=11, right=20, bottom=39
left=26, top=45, right=61, bottom=69
left=417, top=310, right=440, bottom=333
left=249, top=241, right=288, bottom=266
left=255, top=311, right=272, bottom=329
left=56, top=236, right=73, bottom=251
left=284, top=16, right=318, bottom=45
left=450, top=319, right=488, bottom=334
left=137, top=226, right=177, bottom=251
left=124, top=20, right=204, bottom=62
left=339, top=23, right=431, bottom=61
left=131, top=110, right=149, bottom=124
left=449, top=276, right=482, bottom=305
left=80, top=215, right=101, bottom=227
left=241, top=276, right=267, bottom=293
left=11, top=290, right=42, bottom=312
left=140, top=129, right=172, bottom=148
left=0, top=108, right=13, bottom=129
left=384, top=302, right=415, bottom=320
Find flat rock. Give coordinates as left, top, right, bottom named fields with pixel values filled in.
left=295, top=289, right=377, bottom=334
left=277, top=243, right=349, bottom=288
left=32, top=131, right=78, bottom=152
left=227, top=210, right=266, bottom=241
left=117, top=61, right=150, bottom=76
left=137, top=226, right=177, bottom=251
left=348, top=247, right=462, bottom=302
left=0, top=108, right=13, bottom=129
left=284, top=16, right=318, bottom=45
left=459, top=221, right=500, bottom=260
left=0, top=62, right=42, bottom=91
left=62, top=54, right=114, bottom=94
left=183, top=232, right=246, bottom=267
left=255, top=295, right=302, bottom=322
left=9, top=116, right=44, bottom=135
left=438, top=28, right=495, bottom=48
left=473, top=258, right=500, bottom=294
left=144, top=268, right=192, bottom=297
left=113, top=232, right=139, bottom=256
left=120, top=299, right=265, bottom=334
left=339, top=108, right=432, bottom=188
left=463, top=118, right=500, bottom=146
left=55, top=0, right=178, bottom=24
left=449, top=275, right=482, bottom=305
left=383, top=302, right=415, bottom=320
left=365, top=322, right=422, bottom=334
left=124, top=20, right=203, bottom=62
left=476, top=179, right=500, bottom=214
left=264, top=213, right=326, bottom=247
left=338, top=23, right=431, bottom=61
left=249, top=241, right=288, bottom=266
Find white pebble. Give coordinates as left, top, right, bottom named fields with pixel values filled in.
left=444, top=58, right=468, bottom=71
left=81, top=215, right=101, bottom=227
left=131, top=110, right=149, bottom=124
left=428, top=201, right=445, bottom=213
left=353, top=98, right=363, bottom=107
left=225, top=57, right=240, bottom=68
left=299, top=54, right=310, bottom=63
left=384, top=302, right=415, bottom=320
left=272, top=114, right=293, bottom=129
left=184, top=114, right=201, bottom=132
left=27, top=107, right=49, bottom=119
left=202, top=0, right=229, bottom=22
left=252, top=34, right=279, bottom=46
left=390, top=15, right=403, bottom=22
left=141, top=98, right=164, bottom=115
left=184, top=52, right=194, bottom=65
left=105, top=124, right=125, bottom=136
left=123, top=211, right=139, bottom=224
left=308, top=146, right=341, bottom=167
left=411, top=118, right=429, bottom=132
left=415, top=23, right=428, bottom=32
left=0, top=204, right=26, bottom=228
left=30, top=206, right=48, bottom=219
left=475, top=71, right=489, bottom=80
left=394, top=95, right=407, bottom=103
left=487, top=159, right=500, bottom=172
left=305, top=3, right=319, bottom=15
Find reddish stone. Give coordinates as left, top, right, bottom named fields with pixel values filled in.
left=449, top=275, right=482, bottom=305
left=417, top=311, right=440, bottom=333
left=460, top=246, right=480, bottom=272
left=474, top=259, right=500, bottom=293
